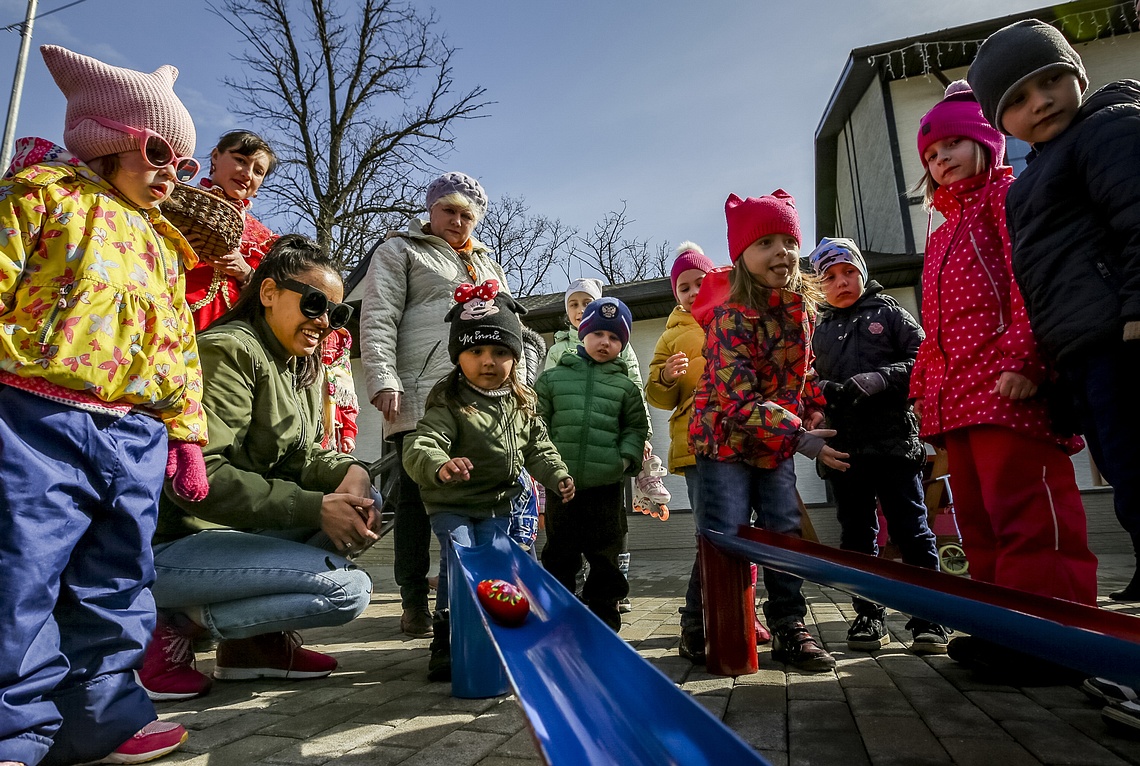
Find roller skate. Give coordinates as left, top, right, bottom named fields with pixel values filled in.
left=633, top=454, right=670, bottom=521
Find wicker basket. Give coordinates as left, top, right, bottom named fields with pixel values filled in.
left=161, top=183, right=244, bottom=259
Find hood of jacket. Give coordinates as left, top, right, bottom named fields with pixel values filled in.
left=386, top=217, right=491, bottom=256
left=1031, top=79, right=1140, bottom=158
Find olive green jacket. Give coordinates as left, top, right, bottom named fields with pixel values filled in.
left=157, top=317, right=365, bottom=543
left=402, top=382, right=570, bottom=517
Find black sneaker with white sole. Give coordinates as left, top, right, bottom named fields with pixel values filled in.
left=906, top=618, right=950, bottom=655
left=846, top=613, right=889, bottom=651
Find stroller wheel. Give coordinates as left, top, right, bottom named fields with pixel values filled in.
left=938, top=543, right=969, bottom=576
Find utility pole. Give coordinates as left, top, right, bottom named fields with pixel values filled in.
left=1, top=0, right=39, bottom=172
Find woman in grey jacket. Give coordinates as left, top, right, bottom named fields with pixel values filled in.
left=359, top=172, right=515, bottom=637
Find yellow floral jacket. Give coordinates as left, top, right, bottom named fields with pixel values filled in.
left=0, top=138, right=207, bottom=443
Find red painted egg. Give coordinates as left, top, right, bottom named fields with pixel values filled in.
left=476, top=579, right=530, bottom=626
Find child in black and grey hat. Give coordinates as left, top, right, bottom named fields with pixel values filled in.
left=968, top=19, right=1140, bottom=605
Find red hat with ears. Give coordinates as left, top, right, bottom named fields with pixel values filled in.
left=725, top=190, right=801, bottom=263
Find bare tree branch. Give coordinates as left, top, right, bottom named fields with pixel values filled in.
left=476, top=194, right=577, bottom=298
left=209, top=0, right=490, bottom=272
left=570, top=201, right=668, bottom=283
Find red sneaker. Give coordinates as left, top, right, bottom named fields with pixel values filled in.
left=213, top=631, right=337, bottom=681
left=93, top=720, right=188, bottom=764
left=754, top=616, right=771, bottom=646
left=136, top=614, right=212, bottom=701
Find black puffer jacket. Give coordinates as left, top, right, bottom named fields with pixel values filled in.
left=1005, top=80, right=1140, bottom=363
left=812, top=281, right=925, bottom=467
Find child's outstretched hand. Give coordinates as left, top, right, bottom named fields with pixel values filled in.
left=558, top=477, right=576, bottom=503
left=993, top=371, right=1037, bottom=400
left=438, top=457, right=473, bottom=483
left=662, top=352, right=689, bottom=383
left=807, top=428, right=851, bottom=472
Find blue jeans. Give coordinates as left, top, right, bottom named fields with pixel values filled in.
left=686, top=456, right=806, bottom=628
left=430, top=513, right=511, bottom=613
left=152, top=528, right=373, bottom=639
left=0, top=387, right=161, bottom=766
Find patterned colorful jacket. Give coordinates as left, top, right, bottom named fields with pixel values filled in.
left=688, top=268, right=824, bottom=469
left=0, top=138, right=206, bottom=443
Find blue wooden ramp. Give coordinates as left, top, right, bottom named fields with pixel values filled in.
left=450, top=529, right=770, bottom=766
left=717, top=527, right=1140, bottom=689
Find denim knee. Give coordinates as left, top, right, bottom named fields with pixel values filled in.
left=327, top=566, right=373, bottom=622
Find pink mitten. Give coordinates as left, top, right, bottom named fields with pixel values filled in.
left=166, top=441, right=209, bottom=501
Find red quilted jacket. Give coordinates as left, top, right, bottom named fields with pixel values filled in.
left=910, top=167, right=1080, bottom=453
left=689, top=267, right=825, bottom=468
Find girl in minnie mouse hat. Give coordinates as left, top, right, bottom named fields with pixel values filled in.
left=401, top=280, right=574, bottom=682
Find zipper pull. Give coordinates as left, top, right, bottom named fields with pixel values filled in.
left=57, top=282, right=75, bottom=308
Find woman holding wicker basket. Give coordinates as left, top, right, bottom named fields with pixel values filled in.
left=177, top=130, right=278, bottom=330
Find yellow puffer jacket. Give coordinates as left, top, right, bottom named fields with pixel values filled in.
left=645, top=306, right=705, bottom=472
left=0, top=139, right=207, bottom=443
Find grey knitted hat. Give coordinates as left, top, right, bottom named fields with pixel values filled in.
left=967, top=19, right=1087, bottom=134
left=426, top=171, right=488, bottom=218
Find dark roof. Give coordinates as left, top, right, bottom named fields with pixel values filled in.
left=520, top=277, right=676, bottom=334
left=862, top=251, right=924, bottom=289
left=814, top=0, right=1136, bottom=242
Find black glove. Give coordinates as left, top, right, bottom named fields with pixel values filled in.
left=820, top=379, right=848, bottom=405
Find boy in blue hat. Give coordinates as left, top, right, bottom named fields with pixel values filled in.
left=534, top=297, right=650, bottom=631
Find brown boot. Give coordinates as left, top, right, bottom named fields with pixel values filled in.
left=772, top=621, right=835, bottom=671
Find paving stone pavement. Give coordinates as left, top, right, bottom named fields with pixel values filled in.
left=154, top=505, right=1140, bottom=766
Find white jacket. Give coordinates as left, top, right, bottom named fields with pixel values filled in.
left=359, top=219, right=514, bottom=437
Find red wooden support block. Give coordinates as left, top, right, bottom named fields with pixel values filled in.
left=698, top=534, right=758, bottom=676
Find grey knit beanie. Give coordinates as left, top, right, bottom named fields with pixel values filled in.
left=967, top=19, right=1087, bottom=134
left=426, top=171, right=488, bottom=218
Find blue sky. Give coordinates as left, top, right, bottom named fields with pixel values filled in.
left=2, top=0, right=1048, bottom=278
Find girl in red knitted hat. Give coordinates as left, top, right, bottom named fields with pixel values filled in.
left=911, top=81, right=1097, bottom=675
left=688, top=190, right=848, bottom=672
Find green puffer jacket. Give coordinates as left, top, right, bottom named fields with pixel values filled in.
left=545, top=328, right=652, bottom=436
left=156, top=317, right=366, bottom=543
left=402, top=381, right=570, bottom=517
left=534, top=350, right=649, bottom=489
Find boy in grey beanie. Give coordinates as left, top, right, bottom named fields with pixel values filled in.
left=967, top=19, right=1140, bottom=611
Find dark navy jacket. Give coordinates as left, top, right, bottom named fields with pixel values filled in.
left=813, top=281, right=926, bottom=466
left=1005, top=80, right=1140, bottom=363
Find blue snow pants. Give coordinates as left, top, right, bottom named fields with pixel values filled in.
left=0, top=386, right=161, bottom=766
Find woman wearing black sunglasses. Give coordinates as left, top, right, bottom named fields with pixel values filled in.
left=140, top=235, right=378, bottom=701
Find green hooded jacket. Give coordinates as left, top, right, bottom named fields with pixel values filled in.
left=402, top=380, right=570, bottom=517
left=534, top=350, right=649, bottom=489
left=156, top=317, right=366, bottom=543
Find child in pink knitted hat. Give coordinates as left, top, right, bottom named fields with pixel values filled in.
left=0, top=45, right=206, bottom=766
left=911, top=81, right=1096, bottom=680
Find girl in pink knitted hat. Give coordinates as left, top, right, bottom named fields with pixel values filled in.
left=0, top=46, right=207, bottom=766
left=911, top=81, right=1097, bottom=678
